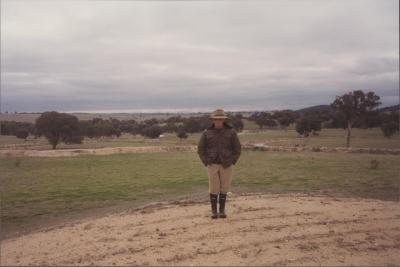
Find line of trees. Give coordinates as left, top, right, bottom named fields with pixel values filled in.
left=0, top=90, right=397, bottom=149
left=0, top=121, right=36, bottom=139
left=249, top=110, right=297, bottom=130
left=0, top=112, right=244, bottom=149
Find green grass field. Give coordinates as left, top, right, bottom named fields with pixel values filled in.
left=1, top=150, right=399, bottom=238
left=1, top=127, right=399, bottom=150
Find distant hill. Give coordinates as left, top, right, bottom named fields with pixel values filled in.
left=295, top=105, right=333, bottom=114
left=377, top=104, right=399, bottom=113
left=295, top=104, right=399, bottom=115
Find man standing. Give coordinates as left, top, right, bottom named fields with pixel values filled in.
left=197, top=109, right=242, bottom=219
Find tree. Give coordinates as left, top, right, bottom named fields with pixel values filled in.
left=295, top=115, right=322, bottom=137
left=265, top=119, right=278, bottom=128
left=110, top=128, right=122, bottom=138
left=15, top=129, right=29, bottom=140
left=358, top=110, right=381, bottom=129
left=1, top=121, right=34, bottom=136
left=331, top=90, right=381, bottom=147
left=118, top=119, right=138, bottom=134
left=177, top=128, right=189, bottom=141
left=326, top=112, right=346, bottom=129
left=182, top=116, right=210, bottom=134
left=162, top=122, right=178, bottom=133
left=273, top=110, right=297, bottom=129
left=35, top=111, right=83, bottom=149
left=379, top=111, right=399, bottom=138
left=228, top=115, right=244, bottom=132
left=381, top=122, right=398, bottom=138
left=166, top=116, right=183, bottom=124
left=143, top=118, right=159, bottom=126
left=141, top=125, right=163, bottom=139
left=251, top=112, right=275, bottom=129
left=81, top=118, right=120, bottom=139
left=182, top=117, right=200, bottom=133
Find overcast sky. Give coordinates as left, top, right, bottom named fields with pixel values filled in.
left=1, top=0, right=399, bottom=113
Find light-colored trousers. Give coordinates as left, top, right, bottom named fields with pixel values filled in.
left=206, top=164, right=233, bottom=194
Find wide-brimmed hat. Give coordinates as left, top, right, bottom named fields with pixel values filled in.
left=210, top=108, right=228, bottom=119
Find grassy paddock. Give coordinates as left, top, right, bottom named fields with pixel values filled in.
left=1, top=151, right=398, bottom=237
left=1, top=127, right=399, bottom=150
left=0, top=134, right=198, bottom=150
left=0, top=132, right=206, bottom=150
left=239, top=128, right=400, bottom=149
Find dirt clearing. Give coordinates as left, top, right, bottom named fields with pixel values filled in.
left=1, top=193, right=400, bottom=266
left=0, top=145, right=197, bottom=157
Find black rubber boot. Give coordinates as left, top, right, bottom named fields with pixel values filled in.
left=210, top=194, right=218, bottom=219
left=218, top=193, right=227, bottom=218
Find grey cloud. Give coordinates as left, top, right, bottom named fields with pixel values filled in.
left=344, top=56, right=399, bottom=76
left=1, top=0, right=398, bottom=112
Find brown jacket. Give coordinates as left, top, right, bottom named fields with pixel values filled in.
left=197, top=122, right=241, bottom=168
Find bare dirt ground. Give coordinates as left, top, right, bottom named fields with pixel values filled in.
left=0, top=145, right=197, bottom=157
left=2, top=193, right=400, bottom=266
left=1, top=144, right=399, bottom=158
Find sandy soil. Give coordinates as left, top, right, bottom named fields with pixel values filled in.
left=1, top=144, right=399, bottom=158
left=1, top=193, right=400, bottom=266
left=0, top=145, right=197, bottom=157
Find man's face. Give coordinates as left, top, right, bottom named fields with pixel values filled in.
left=213, top=119, right=224, bottom=128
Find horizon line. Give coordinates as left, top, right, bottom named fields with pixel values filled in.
left=1, top=103, right=398, bottom=114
